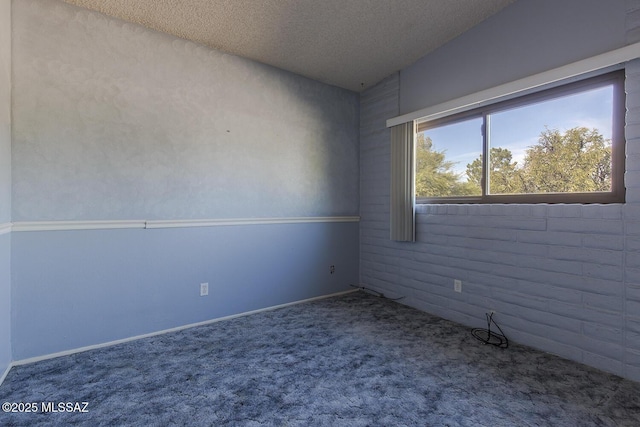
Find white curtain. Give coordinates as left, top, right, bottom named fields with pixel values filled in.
left=390, top=122, right=415, bottom=242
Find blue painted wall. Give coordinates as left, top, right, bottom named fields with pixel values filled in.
left=10, top=0, right=360, bottom=360
left=12, top=0, right=359, bottom=221
left=400, top=0, right=628, bottom=115
left=361, top=0, right=640, bottom=382
left=0, top=234, right=10, bottom=375
left=11, top=222, right=358, bottom=359
left=0, top=0, right=11, bottom=377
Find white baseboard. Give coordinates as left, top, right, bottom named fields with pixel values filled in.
left=0, top=363, right=11, bottom=387
left=12, top=289, right=358, bottom=368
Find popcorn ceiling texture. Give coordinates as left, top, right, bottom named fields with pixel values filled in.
left=62, top=0, right=514, bottom=92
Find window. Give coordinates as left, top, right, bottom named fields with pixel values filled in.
left=415, top=70, right=625, bottom=204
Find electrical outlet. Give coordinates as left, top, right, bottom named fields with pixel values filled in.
left=454, top=279, right=462, bottom=293
left=330, top=265, right=335, bottom=274
left=200, top=282, right=209, bottom=296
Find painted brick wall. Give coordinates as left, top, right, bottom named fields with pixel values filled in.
left=360, top=11, right=640, bottom=383
left=359, top=72, right=397, bottom=298
left=625, top=0, right=640, bottom=384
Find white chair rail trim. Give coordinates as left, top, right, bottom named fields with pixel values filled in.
left=9, top=216, right=360, bottom=232
left=0, top=222, right=11, bottom=236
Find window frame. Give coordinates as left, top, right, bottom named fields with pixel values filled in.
left=415, top=70, right=626, bottom=204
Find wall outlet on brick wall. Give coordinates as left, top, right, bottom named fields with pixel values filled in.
left=454, top=280, right=462, bottom=293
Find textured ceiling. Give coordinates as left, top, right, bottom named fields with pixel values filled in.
left=63, top=0, right=514, bottom=92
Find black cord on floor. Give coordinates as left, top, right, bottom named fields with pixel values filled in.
left=350, top=284, right=405, bottom=301
left=471, top=312, right=509, bottom=348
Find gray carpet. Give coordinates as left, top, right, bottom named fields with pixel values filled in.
left=1, top=291, right=639, bottom=426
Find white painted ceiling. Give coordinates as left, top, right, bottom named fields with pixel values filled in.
left=63, top=0, right=514, bottom=92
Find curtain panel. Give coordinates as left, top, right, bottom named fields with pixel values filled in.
left=390, top=122, right=415, bottom=242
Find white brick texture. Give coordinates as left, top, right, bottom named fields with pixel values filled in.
left=359, top=44, right=640, bottom=382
